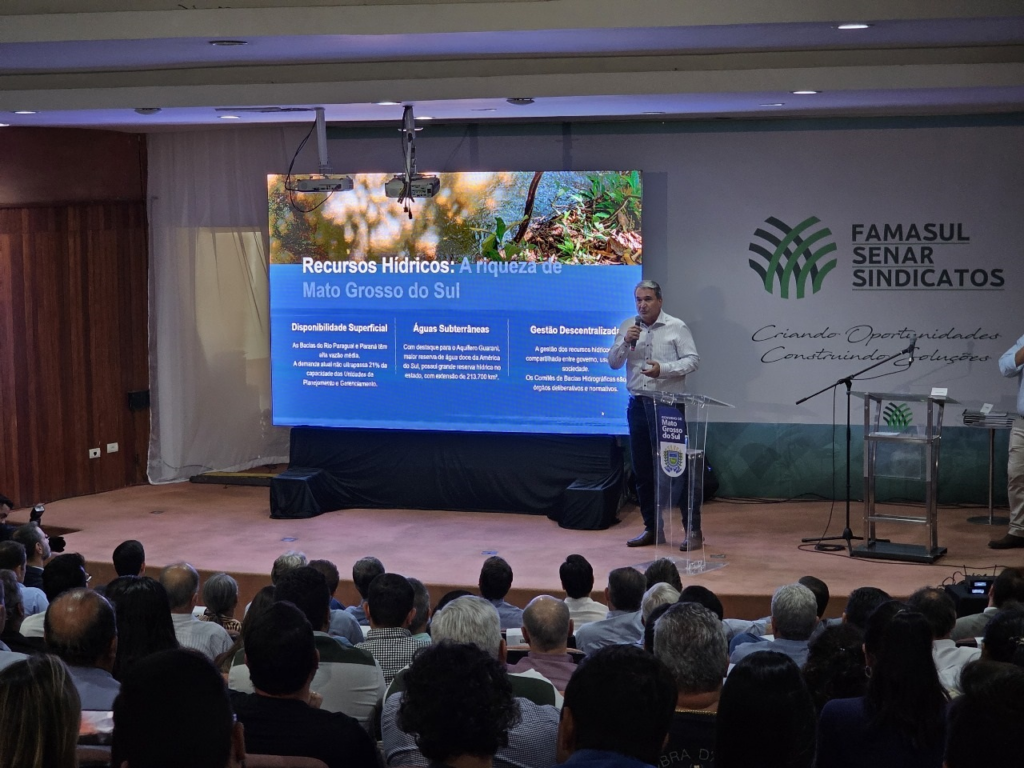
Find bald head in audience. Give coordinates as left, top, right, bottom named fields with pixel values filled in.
left=44, top=588, right=117, bottom=671
left=160, top=562, right=200, bottom=614
left=522, top=595, right=572, bottom=654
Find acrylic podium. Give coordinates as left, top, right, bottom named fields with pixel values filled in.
left=851, top=391, right=958, bottom=564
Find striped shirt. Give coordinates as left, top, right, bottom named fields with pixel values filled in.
left=171, top=613, right=233, bottom=660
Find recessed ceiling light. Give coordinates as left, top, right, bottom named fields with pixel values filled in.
left=14, top=111, right=36, bottom=115
left=760, top=103, right=785, bottom=107
left=374, top=101, right=401, bottom=106
left=0, top=123, right=9, bottom=128
left=791, top=90, right=819, bottom=95
left=837, top=23, right=871, bottom=30
left=416, top=115, right=434, bottom=121
left=506, top=98, right=535, bottom=106
left=209, top=40, right=248, bottom=46
left=219, top=115, right=240, bottom=120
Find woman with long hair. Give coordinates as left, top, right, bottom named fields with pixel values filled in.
left=0, top=655, right=81, bottom=768
left=802, top=623, right=867, bottom=714
left=817, top=602, right=949, bottom=768
left=105, top=575, right=180, bottom=680
left=716, top=650, right=817, bottom=768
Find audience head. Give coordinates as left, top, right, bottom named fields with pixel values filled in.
left=945, top=660, right=1024, bottom=768
left=798, top=575, right=829, bottom=619
left=654, top=602, right=729, bottom=698
left=273, top=565, right=330, bottom=632
left=678, top=584, right=725, bottom=620
left=908, top=586, right=957, bottom=640
left=202, top=572, right=239, bottom=618
left=112, top=648, right=244, bottom=768
left=352, top=556, right=385, bottom=599
left=105, top=576, right=178, bottom=680
left=159, top=562, right=200, bottom=612
left=716, top=651, right=816, bottom=768
left=12, top=523, right=49, bottom=565
left=801, top=623, right=866, bottom=713
left=41, top=552, right=88, bottom=602
left=770, top=583, right=819, bottom=641
left=522, top=595, right=571, bottom=652
left=431, top=595, right=503, bottom=658
left=366, top=572, right=415, bottom=628
left=270, top=550, right=307, bottom=585
left=843, top=586, right=892, bottom=630
left=607, top=566, right=646, bottom=613
left=45, top=588, right=117, bottom=669
left=990, top=566, right=1024, bottom=608
left=398, top=642, right=520, bottom=764
left=0, top=570, right=20, bottom=626
left=478, top=556, right=514, bottom=601
left=558, top=644, right=676, bottom=766
left=307, top=559, right=340, bottom=597
left=407, top=577, right=431, bottom=635
left=215, top=584, right=276, bottom=673
left=0, top=541, right=27, bottom=577
left=980, top=608, right=1024, bottom=666
left=559, top=554, right=596, bottom=600
left=644, top=558, right=682, bottom=592
left=432, top=589, right=473, bottom=618
left=641, top=582, right=680, bottom=623
left=244, top=600, right=317, bottom=696
left=0, top=655, right=80, bottom=768
left=643, top=602, right=674, bottom=653
left=112, top=540, right=146, bottom=577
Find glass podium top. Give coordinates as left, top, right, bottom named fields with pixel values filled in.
left=851, top=391, right=960, bottom=405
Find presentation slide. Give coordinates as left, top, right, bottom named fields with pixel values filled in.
left=269, top=171, right=642, bottom=434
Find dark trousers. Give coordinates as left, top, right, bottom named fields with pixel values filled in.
left=627, top=396, right=702, bottom=535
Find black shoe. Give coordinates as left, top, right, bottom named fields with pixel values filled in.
left=989, top=533, right=1024, bottom=550
left=679, top=532, right=704, bottom=552
left=627, top=530, right=666, bottom=547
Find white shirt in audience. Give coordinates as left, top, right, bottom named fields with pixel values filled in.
left=563, top=596, right=608, bottom=627
left=19, top=584, right=48, bottom=616
left=170, top=612, right=232, bottom=660
left=19, top=610, right=46, bottom=639
left=933, top=639, right=980, bottom=693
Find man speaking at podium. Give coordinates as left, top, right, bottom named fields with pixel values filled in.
left=608, top=280, right=701, bottom=549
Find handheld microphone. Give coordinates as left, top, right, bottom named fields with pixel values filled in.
left=630, top=315, right=641, bottom=350
left=908, top=334, right=917, bottom=366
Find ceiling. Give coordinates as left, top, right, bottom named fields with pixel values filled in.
left=1, top=0, right=1023, bottom=130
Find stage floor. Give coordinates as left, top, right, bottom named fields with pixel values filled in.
left=29, top=483, right=1018, bottom=620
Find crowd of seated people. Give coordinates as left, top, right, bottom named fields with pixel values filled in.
left=1, top=525, right=1023, bottom=768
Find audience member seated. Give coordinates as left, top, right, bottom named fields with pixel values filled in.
left=0, top=654, right=81, bottom=768
left=20, top=552, right=89, bottom=639
left=817, top=602, right=948, bottom=768
left=406, top=577, right=432, bottom=642
left=45, top=588, right=120, bottom=710
left=346, top=556, right=384, bottom=626
left=574, top=567, right=646, bottom=655
left=644, top=558, right=682, bottom=592
left=908, top=586, right=980, bottom=693
left=951, top=566, right=1024, bottom=641
left=556, top=645, right=676, bottom=768
left=716, top=651, right=816, bottom=768
left=641, top=582, right=680, bottom=626
left=11, top=523, right=49, bottom=589
left=727, top=575, right=829, bottom=649
left=201, top=572, right=243, bottom=637
left=382, top=595, right=560, bottom=768
left=0, top=541, right=48, bottom=615
left=112, top=648, right=246, bottom=768
left=432, top=589, right=473, bottom=619
left=0, top=569, right=45, bottom=654
left=357, top=572, right=430, bottom=685
left=217, top=583, right=275, bottom=674
left=507, top=595, right=577, bottom=691
left=112, top=539, right=146, bottom=578
left=678, top=585, right=724, bottom=621
left=801, top=623, right=866, bottom=714
left=105, top=575, right=179, bottom=680
left=979, top=607, right=1024, bottom=666
left=730, top=583, right=818, bottom=667
left=160, top=562, right=233, bottom=660
left=309, top=558, right=363, bottom=644
left=559, top=555, right=608, bottom=628
left=230, top=566, right=385, bottom=727
left=230, top=601, right=378, bottom=768
left=944, top=660, right=1024, bottom=768
left=841, top=586, right=892, bottom=631
left=479, top=556, right=524, bottom=630
left=654, top=603, right=729, bottom=768
left=244, top=550, right=306, bottom=616
left=398, top=641, right=521, bottom=768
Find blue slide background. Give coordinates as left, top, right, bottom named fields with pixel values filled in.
left=270, top=262, right=640, bottom=434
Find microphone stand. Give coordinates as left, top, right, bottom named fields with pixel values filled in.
left=796, top=339, right=915, bottom=555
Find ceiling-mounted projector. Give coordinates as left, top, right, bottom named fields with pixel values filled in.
left=294, top=176, right=353, bottom=193
left=384, top=173, right=440, bottom=200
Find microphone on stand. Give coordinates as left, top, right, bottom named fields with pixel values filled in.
left=907, top=334, right=917, bottom=366
left=629, top=315, right=642, bottom=350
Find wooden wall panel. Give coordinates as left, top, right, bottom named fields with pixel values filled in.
left=0, top=203, right=149, bottom=506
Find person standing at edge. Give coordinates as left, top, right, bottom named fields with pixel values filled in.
left=608, top=280, right=701, bottom=550
left=991, top=331, right=1024, bottom=549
